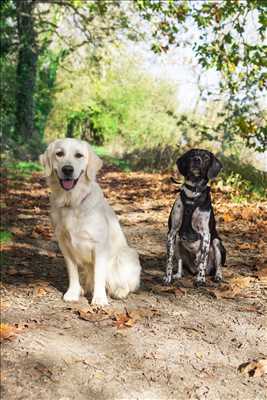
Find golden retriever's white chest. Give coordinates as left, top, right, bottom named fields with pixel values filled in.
left=53, top=207, right=95, bottom=263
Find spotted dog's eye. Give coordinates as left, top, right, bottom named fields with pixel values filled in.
left=56, top=151, right=64, bottom=157
left=75, top=153, right=83, bottom=158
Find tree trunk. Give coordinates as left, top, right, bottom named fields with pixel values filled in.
left=15, top=0, right=38, bottom=141
left=66, top=119, right=75, bottom=138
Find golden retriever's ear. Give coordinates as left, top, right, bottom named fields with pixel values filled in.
left=39, top=145, right=53, bottom=177
left=86, top=144, right=103, bottom=180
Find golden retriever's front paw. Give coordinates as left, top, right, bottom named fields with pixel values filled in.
left=91, top=296, right=109, bottom=306
left=111, top=287, right=129, bottom=299
left=63, top=288, right=82, bottom=302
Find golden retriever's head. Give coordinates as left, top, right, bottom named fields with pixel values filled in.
left=39, top=139, right=103, bottom=191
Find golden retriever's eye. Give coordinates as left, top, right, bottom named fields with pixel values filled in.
left=56, top=151, right=64, bottom=157
left=75, top=153, right=83, bottom=158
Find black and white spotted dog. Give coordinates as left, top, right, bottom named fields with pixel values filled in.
left=163, top=149, right=226, bottom=287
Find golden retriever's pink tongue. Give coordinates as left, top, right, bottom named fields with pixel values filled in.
left=62, top=180, right=74, bottom=190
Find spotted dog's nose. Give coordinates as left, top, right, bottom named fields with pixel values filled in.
left=62, top=165, right=74, bottom=177
left=192, top=156, right=202, bottom=166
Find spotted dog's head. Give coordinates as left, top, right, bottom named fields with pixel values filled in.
left=176, top=149, right=222, bottom=183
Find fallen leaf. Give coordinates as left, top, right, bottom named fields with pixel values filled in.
left=230, top=276, right=252, bottom=288
left=76, top=306, right=111, bottom=323
left=223, top=213, right=235, bottom=222
left=241, top=208, right=254, bottom=221
left=36, top=287, right=47, bottom=297
left=0, top=323, right=18, bottom=342
left=32, top=225, right=52, bottom=239
left=257, top=267, right=267, bottom=283
left=238, top=359, right=267, bottom=377
left=76, top=306, right=160, bottom=329
left=174, top=287, right=187, bottom=297
left=209, top=276, right=253, bottom=299
left=151, top=285, right=177, bottom=294
left=113, top=309, right=135, bottom=329
left=239, top=243, right=255, bottom=250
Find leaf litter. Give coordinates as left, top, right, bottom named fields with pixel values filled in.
left=76, top=305, right=160, bottom=329
left=238, top=359, right=267, bottom=377
left=1, top=164, right=267, bottom=399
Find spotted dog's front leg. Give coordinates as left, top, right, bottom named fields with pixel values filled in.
left=163, top=196, right=183, bottom=285
left=163, top=229, right=177, bottom=285
left=195, top=232, right=210, bottom=287
left=213, top=238, right=225, bottom=282
left=173, top=244, right=183, bottom=279
left=192, top=209, right=211, bottom=287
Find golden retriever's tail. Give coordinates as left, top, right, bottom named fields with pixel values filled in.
left=107, top=247, right=141, bottom=299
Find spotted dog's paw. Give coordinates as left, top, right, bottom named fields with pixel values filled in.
left=213, top=274, right=223, bottom=283
left=163, top=275, right=172, bottom=286
left=194, top=278, right=206, bottom=288
left=173, top=272, right=182, bottom=280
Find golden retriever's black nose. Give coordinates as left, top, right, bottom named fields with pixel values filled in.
left=62, top=165, right=74, bottom=177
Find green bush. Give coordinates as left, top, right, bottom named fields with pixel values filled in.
left=0, top=230, right=12, bottom=244
left=46, top=60, right=181, bottom=148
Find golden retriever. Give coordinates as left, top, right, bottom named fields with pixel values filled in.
left=40, top=138, right=141, bottom=306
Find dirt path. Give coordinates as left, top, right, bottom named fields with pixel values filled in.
left=1, top=166, right=267, bottom=400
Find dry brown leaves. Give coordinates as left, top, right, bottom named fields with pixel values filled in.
left=238, top=359, right=267, bottom=377
left=256, top=267, right=267, bottom=284
left=31, top=225, right=52, bottom=239
left=208, top=276, right=254, bottom=299
left=35, top=287, right=48, bottom=297
left=113, top=308, right=160, bottom=329
left=77, top=306, right=111, bottom=323
left=223, top=213, right=235, bottom=223
left=76, top=306, right=160, bottom=329
left=0, top=323, right=21, bottom=342
left=151, top=284, right=188, bottom=297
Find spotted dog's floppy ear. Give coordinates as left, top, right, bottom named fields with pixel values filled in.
left=39, top=143, right=54, bottom=177
left=176, top=152, right=189, bottom=176
left=207, top=154, right=222, bottom=179
left=86, top=143, right=103, bottom=180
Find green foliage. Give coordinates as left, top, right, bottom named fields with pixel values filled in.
left=92, top=146, right=131, bottom=171
left=1, top=159, right=42, bottom=181
left=6, top=161, right=42, bottom=173
left=219, top=156, right=267, bottom=201
left=1, top=0, right=266, bottom=158
left=136, top=0, right=267, bottom=151
left=0, top=0, right=17, bottom=140
left=47, top=60, right=180, bottom=149
left=0, top=230, right=13, bottom=244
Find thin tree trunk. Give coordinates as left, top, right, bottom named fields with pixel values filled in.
left=15, top=0, right=38, bottom=141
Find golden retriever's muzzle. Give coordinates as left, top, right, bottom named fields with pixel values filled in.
left=58, top=166, right=83, bottom=191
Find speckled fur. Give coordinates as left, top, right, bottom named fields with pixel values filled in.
left=163, top=149, right=226, bottom=287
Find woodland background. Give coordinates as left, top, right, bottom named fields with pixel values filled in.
left=1, top=0, right=266, bottom=183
